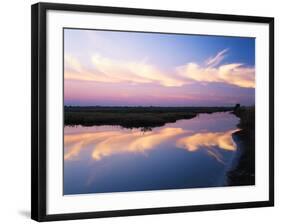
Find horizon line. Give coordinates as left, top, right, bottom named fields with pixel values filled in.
left=64, top=104, right=253, bottom=108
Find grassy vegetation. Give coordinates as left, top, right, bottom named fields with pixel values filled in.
left=228, top=106, right=255, bottom=186
left=64, top=106, right=232, bottom=128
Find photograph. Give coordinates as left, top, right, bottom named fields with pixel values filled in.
left=30, top=2, right=274, bottom=221
left=63, top=29, right=255, bottom=195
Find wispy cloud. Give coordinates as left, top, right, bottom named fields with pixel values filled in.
left=91, top=54, right=185, bottom=87
left=65, top=54, right=185, bottom=87
left=65, top=49, right=255, bottom=88
left=177, top=62, right=255, bottom=88
left=205, top=48, right=228, bottom=67
left=65, top=54, right=82, bottom=73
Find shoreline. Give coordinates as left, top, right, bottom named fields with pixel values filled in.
left=64, top=106, right=232, bottom=128
left=227, top=107, right=255, bottom=186
left=64, top=105, right=255, bottom=187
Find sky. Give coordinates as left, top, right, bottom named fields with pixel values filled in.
left=64, top=29, right=255, bottom=107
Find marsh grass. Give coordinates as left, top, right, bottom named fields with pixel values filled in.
left=64, top=106, right=232, bottom=128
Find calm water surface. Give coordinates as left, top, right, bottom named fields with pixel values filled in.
left=64, top=112, right=240, bottom=195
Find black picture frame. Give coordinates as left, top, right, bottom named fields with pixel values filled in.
left=31, top=2, right=274, bottom=222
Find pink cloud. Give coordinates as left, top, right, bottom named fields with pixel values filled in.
left=64, top=50, right=255, bottom=89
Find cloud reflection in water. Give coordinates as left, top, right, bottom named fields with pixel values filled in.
left=64, top=126, right=240, bottom=164
left=64, top=128, right=186, bottom=160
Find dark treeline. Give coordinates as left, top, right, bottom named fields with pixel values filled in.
left=64, top=106, right=233, bottom=128
left=65, top=106, right=233, bottom=113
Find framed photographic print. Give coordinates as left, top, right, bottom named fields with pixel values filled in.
left=31, top=2, right=274, bottom=222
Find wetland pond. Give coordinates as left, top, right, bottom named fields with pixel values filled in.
left=64, top=111, right=241, bottom=195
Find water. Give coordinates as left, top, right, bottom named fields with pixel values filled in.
left=64, top=112, right=240, bottom=195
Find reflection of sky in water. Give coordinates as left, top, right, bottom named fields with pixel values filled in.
left=64, top=112, right=240, bottom=195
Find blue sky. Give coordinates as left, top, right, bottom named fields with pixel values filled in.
left=64, top=29, right=255, bottom=106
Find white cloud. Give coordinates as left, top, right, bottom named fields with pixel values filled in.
left=177, top=62, right=255, bottom=88
left=91, top=54, right=185, bottom=87
left=65, top=49, right=255, bottom=89
left=205, top=48, right=228, bottom=67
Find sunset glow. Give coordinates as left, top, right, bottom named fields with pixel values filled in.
left=64, top=29, right=255, bottom=106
